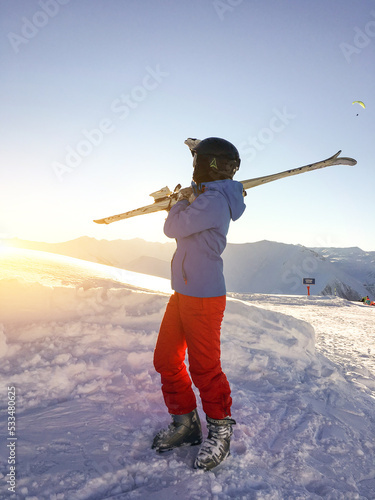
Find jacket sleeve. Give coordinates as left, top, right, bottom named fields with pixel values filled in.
left=164, top=192, right=227, bottom=239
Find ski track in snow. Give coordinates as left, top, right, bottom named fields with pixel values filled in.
left=0, top=271, right=375, bottom=498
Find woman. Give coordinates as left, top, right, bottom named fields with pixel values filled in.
left=152, top=137, right=246, bottom=471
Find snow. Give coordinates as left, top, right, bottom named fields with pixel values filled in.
left=232, top=294, right=375, bottom=397
left=1, top=249, right=375, bottom=499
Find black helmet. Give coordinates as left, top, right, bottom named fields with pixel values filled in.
left=190, top=137, right=241, bottom=184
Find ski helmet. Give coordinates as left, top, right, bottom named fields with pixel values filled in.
left=190, top=137, right=241, bottom=184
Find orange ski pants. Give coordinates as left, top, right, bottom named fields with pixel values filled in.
left=153, top=292, right=232, bottom=419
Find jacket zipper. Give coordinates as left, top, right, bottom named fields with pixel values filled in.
left=181, top=252, right=187, bottom=285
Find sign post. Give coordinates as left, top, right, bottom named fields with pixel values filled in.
left=303, top=278, right=315, bottom=296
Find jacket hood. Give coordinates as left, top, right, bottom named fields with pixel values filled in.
left=192, top=179, right=246, bottom=221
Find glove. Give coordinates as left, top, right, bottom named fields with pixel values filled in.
left=177, top=187, right=195, bottom=203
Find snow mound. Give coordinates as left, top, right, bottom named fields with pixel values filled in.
left=0, top=280, right=374, bottom=499
left=0, top=278, right=169, bottom=326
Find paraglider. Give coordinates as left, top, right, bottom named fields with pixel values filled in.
left=352, top=100, right=365, bottom=108
left=352, top=100, right=365, bottom=115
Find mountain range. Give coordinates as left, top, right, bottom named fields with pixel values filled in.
left=6, top=237, right=375, bottom=301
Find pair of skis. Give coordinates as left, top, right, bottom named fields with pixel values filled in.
left=93, top=149, right=356, bottom=225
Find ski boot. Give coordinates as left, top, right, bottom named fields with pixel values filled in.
left=194, top=416, right=236, bottom=471
left=152, top=408, right=203, bottom=453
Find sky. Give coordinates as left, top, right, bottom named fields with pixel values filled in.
left=1, top=0, right=374, bottom=250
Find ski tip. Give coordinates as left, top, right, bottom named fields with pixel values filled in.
left=93, top=219, right=108, bottom=224
left=338, top=157, right=357, bottom=166
left=332, top=151, right=357, bottom=167
left=184, top=138, right=201, bottom=151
